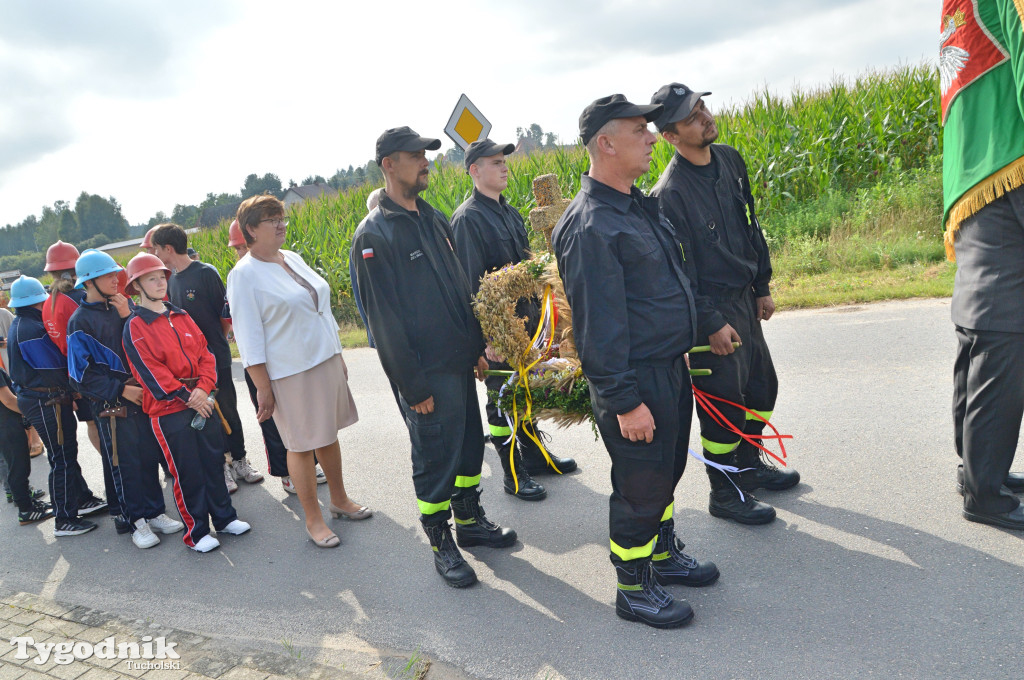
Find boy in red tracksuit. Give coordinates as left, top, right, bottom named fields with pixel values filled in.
left=121, top=254, right=250, bottom=553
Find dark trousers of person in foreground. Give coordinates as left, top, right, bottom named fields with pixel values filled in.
left=951, top=189, right=1024, bottom=519
left=397, top=370, right=486, bottom=526
left=591, top=358, right=692, bottom=563
left=953, top=328, right=1024, bottom=515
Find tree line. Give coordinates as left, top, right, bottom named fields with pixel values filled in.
left=0, top=193, right=132, bottom=277
left=0, top=123, right=554, bottom=277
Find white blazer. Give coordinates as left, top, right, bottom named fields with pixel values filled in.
left=226, top=249, right=342, bottom=381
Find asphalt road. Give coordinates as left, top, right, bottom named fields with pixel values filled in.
left=1, top=298, right=1022, bottom=680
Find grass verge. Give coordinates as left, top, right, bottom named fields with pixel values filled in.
left=774, top=262, right=953, bottom=309
left=768, top=156, right=951, bottom=308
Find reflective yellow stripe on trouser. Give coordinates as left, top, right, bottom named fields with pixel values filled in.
left=701, top=437, right=741, bottom=455
left=453, top=475, right=480, bottom=488
left=746, top=409, right=773, bottom=422
left=417, top=499, right=450, bottom=516
left=651, top=502, right=674, bottom=561
left=488, top=424, right=512, bottom=438
left=610, top=535, right=656, bottom=561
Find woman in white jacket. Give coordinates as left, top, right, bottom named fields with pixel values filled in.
left=227, top=195, right=370, bottom=548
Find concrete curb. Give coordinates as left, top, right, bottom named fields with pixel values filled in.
left=0, top=589, right=422, bottom=680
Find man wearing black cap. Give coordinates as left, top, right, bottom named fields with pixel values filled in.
left=450, top=138, right=578, bottom=502
left=649, top=83, right=800, bottom=526
left=552, top=95, right=719, bottom=629
left=351, top=127, right=517, bottom=588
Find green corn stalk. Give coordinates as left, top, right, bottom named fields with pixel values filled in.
left=189, top=63, right=940, bottom=326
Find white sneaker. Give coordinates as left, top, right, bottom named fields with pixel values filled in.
left=191, top=535, right=220, bottom=553
left=224, top=463, right=238, bottom=494
left=231, top=458, right=264, bottom=484
left=131, top=519, right=159, bottom=549
left=148, top=513, right=184, bottom=534
left=219, top=519, right=251, bottom=535
left=281, top=476, right=297, bottom=494
left=315, top=464, right=327, bottom=485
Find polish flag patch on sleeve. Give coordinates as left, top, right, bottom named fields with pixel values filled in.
left=362, top=248, right=374, bottom=259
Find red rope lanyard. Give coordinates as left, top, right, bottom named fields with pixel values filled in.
left=691, top=386, right=793, bottom=466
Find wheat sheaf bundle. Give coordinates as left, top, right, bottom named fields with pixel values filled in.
left=488, top=359, right=595, bottom=430
left=473, top=252, right=576, bottom=363
left=474, top=255, right=597, bottom=430
left=472, top=263, right=540, bottom=367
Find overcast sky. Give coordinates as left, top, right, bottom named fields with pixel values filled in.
left=0, top=0, right=938, bottom=227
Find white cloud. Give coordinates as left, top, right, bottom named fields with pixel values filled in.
left=0, top=0, right=938, bottom=227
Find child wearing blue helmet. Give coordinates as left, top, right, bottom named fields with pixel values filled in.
left=67, top=250, right=183, bottom=548
left=7, top=275, right=105, bottom=535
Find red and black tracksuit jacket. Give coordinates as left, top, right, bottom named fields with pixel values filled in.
left=123, top=303, right=236, bottom=546
left=122, top=304, right=217, bottom=418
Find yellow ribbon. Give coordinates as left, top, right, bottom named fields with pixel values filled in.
left=508, top=286, right=560, bottom=492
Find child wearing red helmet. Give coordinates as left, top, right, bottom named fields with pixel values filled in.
left=121, top=253, right=249, bottom=553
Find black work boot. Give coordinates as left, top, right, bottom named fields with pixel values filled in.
left=706, top=453, right=776, bottom=525
left=451, top=488, right=517, bottom=548
left=650, top=519, right=720, bottom=587
left=518, top=426, right=578, bottom=475
left=613, top=557, right=694, bottom=629
left=494, top=437, right=547, bottom=501
left=736, top=440, right=800, bottom=492
left=421, top=519, right=477, bottom=588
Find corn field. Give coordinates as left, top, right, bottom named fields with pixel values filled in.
left=191, top=64, right=941, bottom=322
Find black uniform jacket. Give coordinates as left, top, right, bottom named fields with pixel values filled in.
left=450, top=189, right=531, bottom=294
left=351, top=193, right=485, bottom=406
left=650, top=144, right=772, bottom=339
left=450, top=188, right=540, bottom=332
left=552, top=174, right=698, bottom=416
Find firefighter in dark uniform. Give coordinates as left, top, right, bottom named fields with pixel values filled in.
left=553, top=96, right=719, bottom=629
left=351, top=127, right=516, bottom=588
left=649, top=83, right=800, bottom=526
left=450, top=138, right=578, bottom=502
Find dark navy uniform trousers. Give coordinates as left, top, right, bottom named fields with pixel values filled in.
left=151, top=409, right=236, bottom=546
left=591, top=358, right=693, bottom=560
left=94, top=401, right=166, bottom=523
left=689, top=288, right=778, bottom=456
left=396, top=370, right=486, bottom=524
left=19, top=397, right=96, bottom=522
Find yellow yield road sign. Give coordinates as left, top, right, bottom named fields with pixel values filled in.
left=445, top=94, right=491, bottom=150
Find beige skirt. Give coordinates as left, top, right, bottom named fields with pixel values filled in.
left=270, top=353, right=358, bottom=452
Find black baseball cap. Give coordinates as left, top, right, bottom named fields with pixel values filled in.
left=464, top=138, right=515, bottom=170
left=579, top=94, right=663, bottom=145
left=650, top=83, right=712, bottom=131
left=375, top=126, right=441, bottom=165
